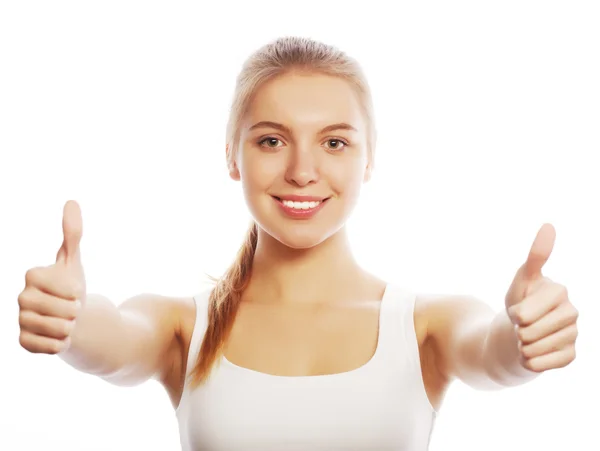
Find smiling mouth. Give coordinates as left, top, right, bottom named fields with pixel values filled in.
left=272, top=196, right=330, bottom=210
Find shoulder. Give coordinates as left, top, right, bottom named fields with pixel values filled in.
left=146, top=288, right=212, bottom=404
left=116, top=292, right=196, bottom=347
left=415, top=293, right=495, bottom=338
left=414, top=292, right=496, bottom=378
left=116, top=289, right=208, bottom=364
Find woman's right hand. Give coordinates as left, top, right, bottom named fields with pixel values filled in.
left=18, top=200, right=86, bottom=354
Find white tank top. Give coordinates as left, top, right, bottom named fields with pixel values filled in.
left=176, top=283, right=437, bottom=450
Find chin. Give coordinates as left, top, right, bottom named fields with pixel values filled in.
left=260, top=221, right=341, bottom=250
left=278, top=234, right=328, bottom=250
left=248, top=196, right=351, bottom=250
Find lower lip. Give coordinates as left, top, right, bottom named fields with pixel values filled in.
left=274, top=197, right=328, bottom=219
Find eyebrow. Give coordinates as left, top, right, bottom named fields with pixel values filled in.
left=248, top=121, right=358, bottom=134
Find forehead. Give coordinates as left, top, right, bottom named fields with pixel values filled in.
left=242, top=73, right=365, bottom=131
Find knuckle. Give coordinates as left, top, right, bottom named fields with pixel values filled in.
left=562, top=304, right=578, bottom=322
left=25, top=267, right=43, bottom=286
left=45, top=318, right=67, bottom=339
left=570, top=306, right=579, bottom=321
left=18, top=310, right=29, bottom=328
left=516, top=326, right=529, bottom=343
left=520, top=357, right=535, bottom=372
left=509, top=306, right=525, bottom=324
left=19, top=332, right=60, bottom=355
left=21, top=292, right=42, bottom=312
left=17, top=291, right=29, bottom=310
left=520, top=344, right=536, bottom=360
left=552, top=283, right=567, bottom=300
left=568, top=323, right=578, bottom=338
left=515, top=312, right=528, bottom=325
left=46, top=317, right=70, bottom=339
left=18, top=333, right=29, bottom=350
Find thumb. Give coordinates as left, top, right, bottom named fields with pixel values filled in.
left=56, top=200, right=83, bottom=265
left=505, top=223, right=555, bottom=308
left=522, top=223, right=555, bottom=281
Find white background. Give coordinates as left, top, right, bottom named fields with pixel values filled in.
left=1, top=1, right=598, bottom=450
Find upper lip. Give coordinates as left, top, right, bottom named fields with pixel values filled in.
left=273, top=194, right=329, bottom=202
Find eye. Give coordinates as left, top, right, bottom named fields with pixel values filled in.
left=258, top=137, right=284, bottom=148
left=325, top=138, right=349, bottom=151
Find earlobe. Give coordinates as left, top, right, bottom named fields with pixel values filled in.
left=226, top=144, right=241, bottom=181
left=229, top=164, right=241, bottom=181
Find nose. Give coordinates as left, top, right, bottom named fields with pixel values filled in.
left=285, top=144, right=319, bottom=187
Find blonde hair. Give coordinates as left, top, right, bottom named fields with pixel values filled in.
left=188, top=36, right=377, bottom=388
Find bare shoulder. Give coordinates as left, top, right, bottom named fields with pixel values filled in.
left=144, top=293, right=196, bottom=370
left=413, top=293, right=492, bottom=342
left=413, top=293, right=495, bottom=380
left=412, top=294, right=471, bottom=371
left=118, top=294, right=195, bottom=367
left=118, top=292, right=196, bottom=349
left=411, top=293, right=491, bottom=410
left=145, top=293, right=197, bottom=407
left=85, top=292, right=197, bottom=391
left=415, top=293, right=494, bottom=335
left=114, top=292, right=198, bottom=407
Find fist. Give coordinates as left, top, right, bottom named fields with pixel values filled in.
left=505, top=224, right=579, bottom=373
left=18, top=200, right=85, bottom=354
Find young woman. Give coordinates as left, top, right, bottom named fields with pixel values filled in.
left=17, top=36, right=578, bottom=450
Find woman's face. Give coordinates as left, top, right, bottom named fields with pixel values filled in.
left=231, top=72, right=371, bottom=249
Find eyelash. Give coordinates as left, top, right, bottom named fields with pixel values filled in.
left=258, top=137, right=349, bottom=151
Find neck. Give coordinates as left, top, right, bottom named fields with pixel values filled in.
left=245, top=226, right=366, bottom=304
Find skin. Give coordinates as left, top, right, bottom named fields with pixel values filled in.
left=18, top=72, right=578, bottom=416
left=212, top=73, right=576, bottom=405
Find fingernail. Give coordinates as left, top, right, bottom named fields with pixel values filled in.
left=63, top=319, right=73, bottom=334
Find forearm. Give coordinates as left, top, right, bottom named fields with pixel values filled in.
left=58, top=293, right=128, bottom=377
left=483, top=309, right=539, bottom=387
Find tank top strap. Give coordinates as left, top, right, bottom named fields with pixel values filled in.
left=183, top=287, right=212, bottom=382
left=373, top=283, right=420, bottom=369
left=378, top=283, right=437, bottom=415
left=176, top=287, right=213, bottom=414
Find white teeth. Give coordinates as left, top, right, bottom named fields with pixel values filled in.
left=282, top=200, right=321, bottom=210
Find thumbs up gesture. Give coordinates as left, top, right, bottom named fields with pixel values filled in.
left=505, top=224, right=578, bottom=373
left=18, top=201, right=86, bottom=354
left=55, top=200, right=86, bottom=293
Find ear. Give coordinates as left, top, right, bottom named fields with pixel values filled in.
left=226, top=144, right=241, bottom=181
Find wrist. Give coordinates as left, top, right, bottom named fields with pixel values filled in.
left=483, top=309, right=539, bottom=386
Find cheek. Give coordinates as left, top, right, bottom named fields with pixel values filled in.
left=240, top=152, right=279, bottom=192
left=327, top=157, right=366, bottom=195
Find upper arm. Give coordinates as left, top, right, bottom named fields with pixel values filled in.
left=422, top=294, right=498, bottom=389
left=101, top=293, right=191, bottom=386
